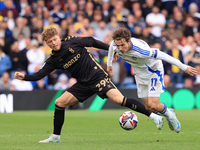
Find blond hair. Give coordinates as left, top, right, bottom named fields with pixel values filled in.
left=42, top=27, right=58, bottom=41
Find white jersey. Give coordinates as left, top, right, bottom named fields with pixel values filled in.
left=107, top=38, right=188, bottom=83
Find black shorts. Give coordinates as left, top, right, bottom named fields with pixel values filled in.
left=67, top=74, right=117, bottom=102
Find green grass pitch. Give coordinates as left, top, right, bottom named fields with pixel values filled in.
left=1, top=109, right=200, bottom=150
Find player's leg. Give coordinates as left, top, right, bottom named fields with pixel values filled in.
left=39, top=82, right=95, bottom=143
left=139, top=68, right=180, bottom=133
left=53, top=91, right=78, bottom=134
left=134, top=78, right=164, bottom=129
left=142, top=97, right=166, bottom=130
left=144, top=73, right=180, bottom=132
left=106, top=89, right=163, bottom=129
left=39, top=91, right=79, bottom=143
left=143, top=97, right=181, bottom=133
left=106, top=89, right=151, bottom=116
left=93, top=75, right=152, bottom=116
left=142, top=97, right=165, bottom=112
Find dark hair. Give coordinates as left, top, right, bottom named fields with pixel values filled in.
left=113, top=27, right=131, bottom=42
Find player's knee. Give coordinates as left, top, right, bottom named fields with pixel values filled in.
left=55, top=99, right=62, bottom=106
left=55, top=99, right=69, bottom=107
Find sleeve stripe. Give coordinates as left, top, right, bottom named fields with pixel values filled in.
left=154, top=49, right=158, bottom=58
left=132, top=44, right=150, bottom=56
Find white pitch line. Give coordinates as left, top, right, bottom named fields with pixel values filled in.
left=1, top=132, right=200, bottom=137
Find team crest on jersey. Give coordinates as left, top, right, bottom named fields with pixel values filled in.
left=69, top=47, right=75, bottom=53
left=132, top=57, right=137, bottom=60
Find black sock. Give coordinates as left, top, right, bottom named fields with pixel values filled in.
left=121, top=97, right=151, bottom=117
left=53, top=104, right=65, bottom=135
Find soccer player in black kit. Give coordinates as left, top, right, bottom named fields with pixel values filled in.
left=14, top=27, right=163, bottom=143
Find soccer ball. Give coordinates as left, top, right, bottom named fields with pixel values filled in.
left=119, top=111, right=138, bottom=130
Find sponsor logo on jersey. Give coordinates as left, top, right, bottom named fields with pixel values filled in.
left=123, top=58, right=137, bottom=64
left=63, top=54, right=80, bottom=69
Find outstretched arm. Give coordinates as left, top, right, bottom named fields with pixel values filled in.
left=15, top=62, right=55, bottom=81
left=156, top=50, right=197, bottom=76
left=76, top=36, right=110, bottom=50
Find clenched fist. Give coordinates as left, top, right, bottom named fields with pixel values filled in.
left=14, top=72, right=25, bottom=80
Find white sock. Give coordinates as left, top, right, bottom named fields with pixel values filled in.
left=163, top=108, right=174, bottom=119
left=159, top=103, right=174, bottom=119
left=149, top=113, right=156, bottom=120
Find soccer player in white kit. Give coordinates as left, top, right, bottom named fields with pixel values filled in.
left=107, top=27, right=197, bottom=133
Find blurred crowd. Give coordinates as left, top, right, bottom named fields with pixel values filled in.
left=0, top=0, right=200, bottom=91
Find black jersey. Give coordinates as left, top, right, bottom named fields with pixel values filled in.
left=24, top=36, right=110, bottom=82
